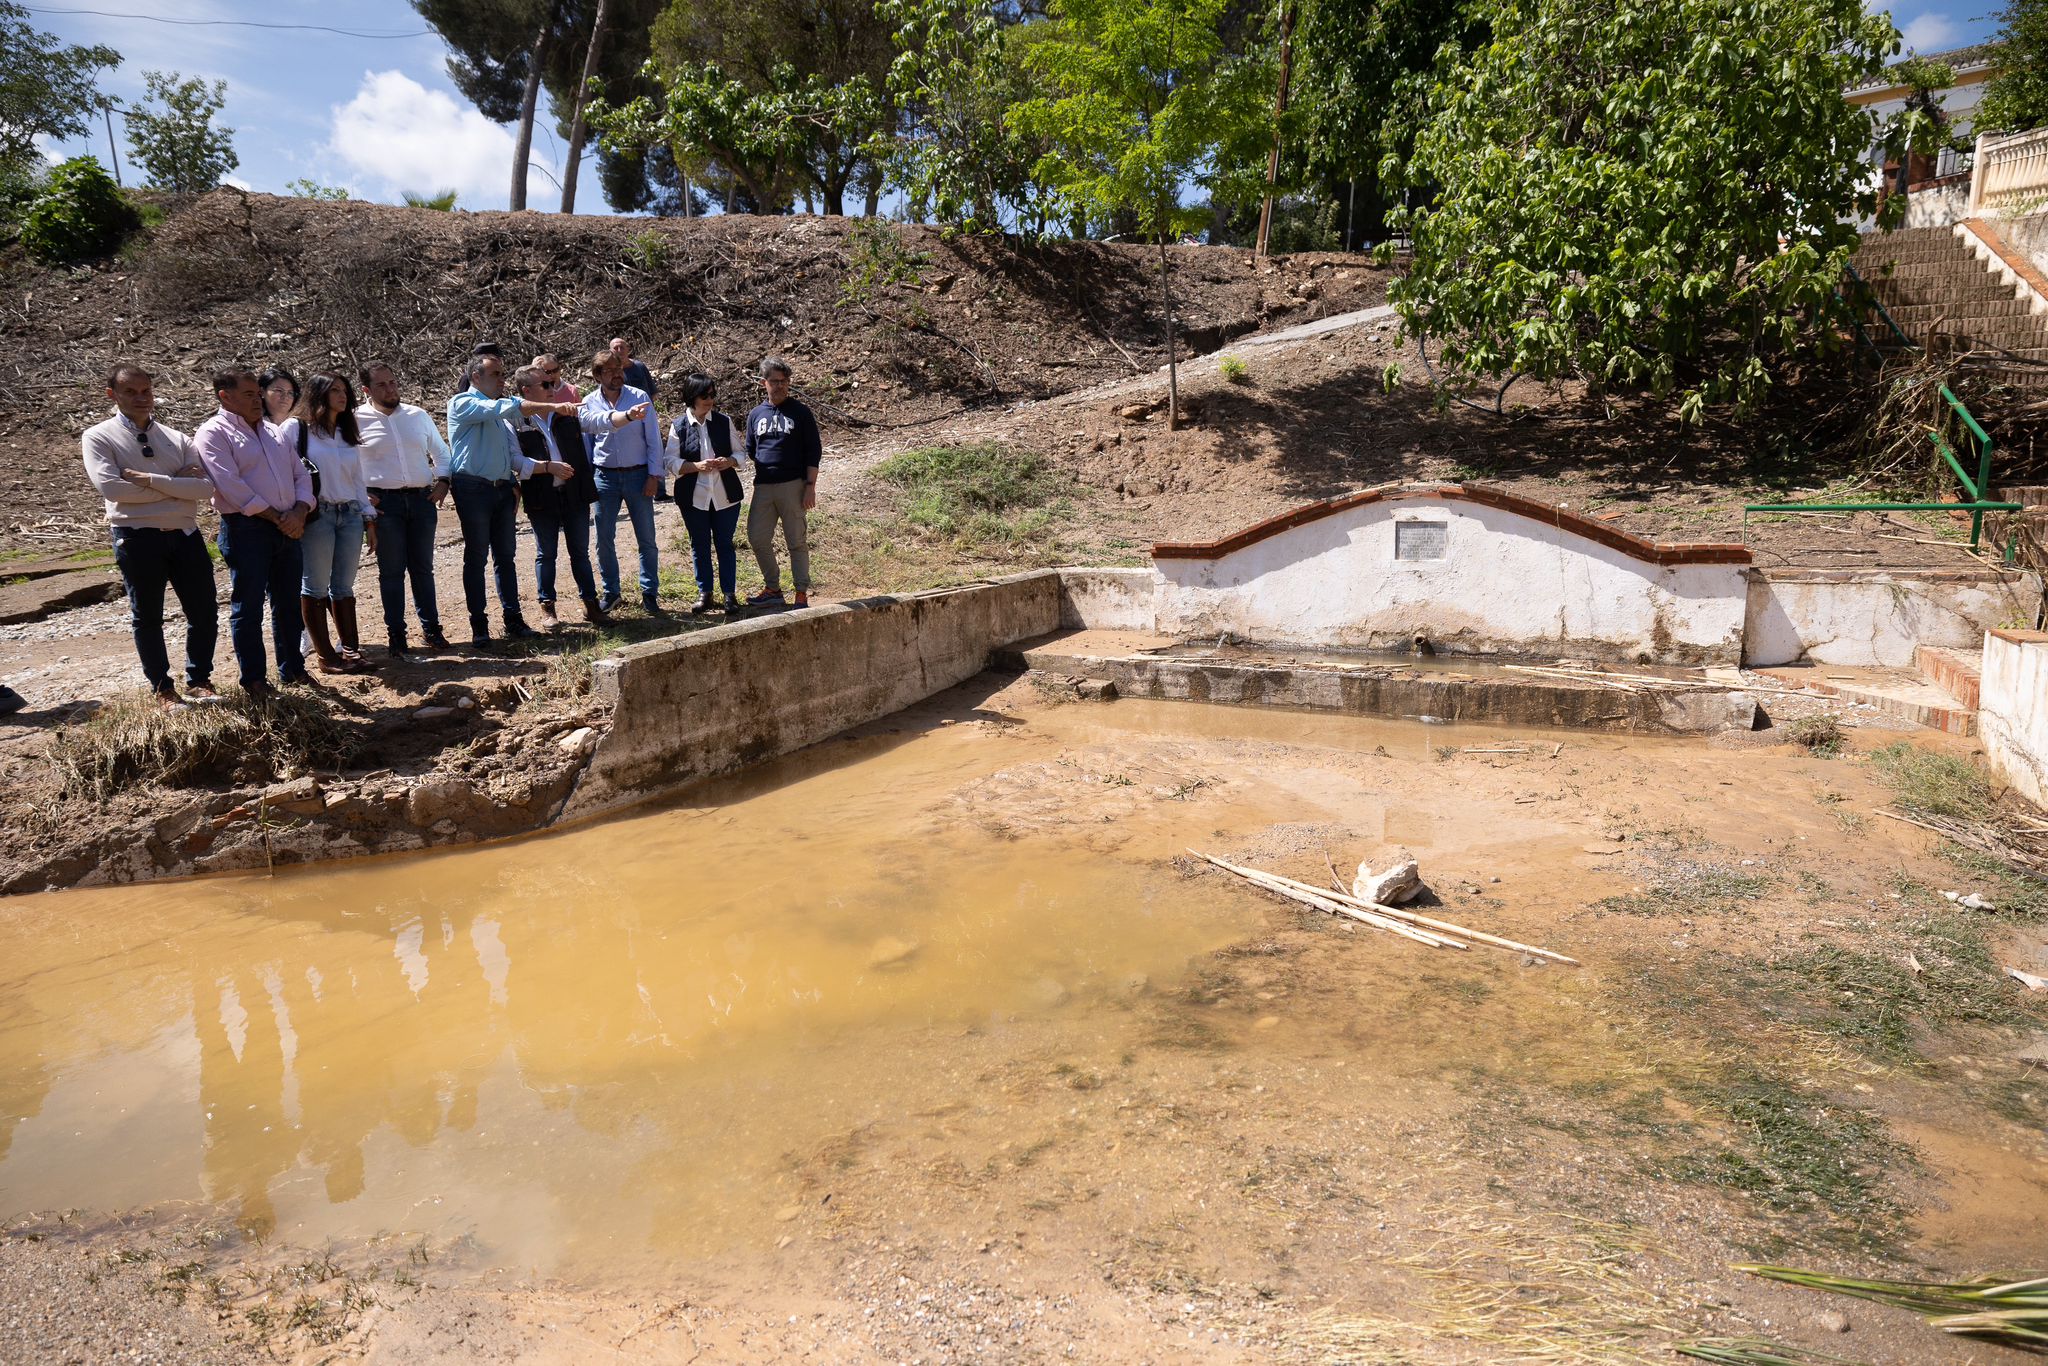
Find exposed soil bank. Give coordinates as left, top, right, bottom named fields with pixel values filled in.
left=3, top=681, right=2044, bottom=1363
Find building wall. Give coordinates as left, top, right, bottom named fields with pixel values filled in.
left=1980, top=628, right=2048, bottom=809
left=1152, top=491, right=1750, bottom=663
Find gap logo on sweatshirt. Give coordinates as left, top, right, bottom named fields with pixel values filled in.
left=753, top=410, right=799, bottom=439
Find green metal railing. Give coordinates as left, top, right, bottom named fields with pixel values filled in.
left=1748, top=283, right=2024, bottom=557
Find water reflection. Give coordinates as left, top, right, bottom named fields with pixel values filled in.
left=0, top=716, right=1258, bottom=1270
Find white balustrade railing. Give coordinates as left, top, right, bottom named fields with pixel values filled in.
left=1969, top=126, right=2048, bottom=215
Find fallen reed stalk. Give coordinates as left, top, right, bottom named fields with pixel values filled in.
left=1737, top=1265, right=2048, bottom=1349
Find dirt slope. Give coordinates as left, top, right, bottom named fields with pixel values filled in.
left=0, top=192, right=1388, bottom=540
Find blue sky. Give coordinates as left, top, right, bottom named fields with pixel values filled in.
left=23, top=0, right=2007, bottom=215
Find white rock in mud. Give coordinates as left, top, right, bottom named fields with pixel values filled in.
left=1353, top=853, right=1424, bottom=906
left=557, top=726, right=596, bottom=753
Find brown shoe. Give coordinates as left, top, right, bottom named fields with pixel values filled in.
left=581, top=595, right=611, bottom=626
left=539, top=601, right=561, bottom=631
left=793, top=590, right=810, bottom=607
left=331, top=596, right=378, bottom=671
left=301, top=595, right=348, bottom=674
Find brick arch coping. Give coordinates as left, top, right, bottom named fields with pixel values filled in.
left=1149, top=482, right=1751, bottom=567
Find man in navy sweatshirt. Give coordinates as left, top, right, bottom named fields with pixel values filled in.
left=743, top=356, right=822, bottom=607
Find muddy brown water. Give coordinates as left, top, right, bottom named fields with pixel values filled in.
left=3, top=692, right=2044, bottom=1361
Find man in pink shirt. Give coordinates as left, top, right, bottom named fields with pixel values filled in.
left=195, top=367, right=315, bottom=694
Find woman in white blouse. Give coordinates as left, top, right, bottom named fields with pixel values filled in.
left=669, top=372, right=745, bottom=615
left=279, top=373, right=376, bottom=672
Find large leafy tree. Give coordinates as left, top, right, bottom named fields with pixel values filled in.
left=1266, top=0, right=1475, bottom=247
left=883, top=0, right=1063, bottom=233
left=0, top=1, right=120, bottom=181
left=613, top=0, right=894, bottom=215
left=1389, top=0, right=1903, bottom=420
left=123, top=70, right=237, bottom=193
left=1012, top=0, right=1270, bottom=427
left=1978, top=0, right=2048, bottom=134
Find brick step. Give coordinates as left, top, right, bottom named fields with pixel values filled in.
left=1878, top=284, right=2027, bottom=307
left=1994, top=485, right=2048, bottom=505
left=1888, top=302, right=2039, bottom=325
left=1857, top=248, right=1984, bottom=268
left=1757, top=664, right=1977, bottom=736
left=1915, top=644, right=1983, bottom=709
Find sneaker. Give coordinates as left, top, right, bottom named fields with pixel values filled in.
left=599, top=592, right=623, bottom=614
left=184, top=681, right=219, bottom=699
left=746, top=588, right=786, bottom=607
left=421, top=628, right=452, bottom=651
left=152, top=682, right=183, bottom=710
left=794, top=591, right=810, bottom=607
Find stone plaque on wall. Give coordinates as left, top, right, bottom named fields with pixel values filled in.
left=1395, top=521, right=1448, bottom=561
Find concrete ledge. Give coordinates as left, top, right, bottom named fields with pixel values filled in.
left=1057, top=567, right=1156, bottom=629
left=1744, top=566, right=2044, bottom=667
left=1983, top=629, right=2048, bottom=809
left=566, top=572, right=1063, bottom=817
left=1000, top=645, right=1761, bottom=735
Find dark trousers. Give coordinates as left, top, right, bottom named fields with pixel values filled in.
left=449, top=473, right=523, bottom=629
left=679, top=499, right=742, bottom=600
left=370, top=485, right=440, bottom=639
left=217, top=513, right=305, bottom=687
left=111, top=525, right=218, bottom=691
left=530, top=498, right=596, bottom=604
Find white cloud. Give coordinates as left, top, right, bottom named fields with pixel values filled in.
left=1899, top=12, right=1962, bottom=52
left=328, top=70, right=517, bottom=205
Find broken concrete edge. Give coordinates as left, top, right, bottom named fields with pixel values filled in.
left=1149, top=481, right=1753, bottom=567
left=998, top=647, right=1762, bottom=735
left=3, top=725, right=599, bottom=895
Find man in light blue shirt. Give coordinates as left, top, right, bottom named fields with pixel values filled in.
left=445, top=353, right=576, bottom=642
left=580, top=348, right=666, bottom=613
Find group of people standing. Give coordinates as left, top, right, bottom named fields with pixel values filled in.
left=79, top=338, right=824, bottom=702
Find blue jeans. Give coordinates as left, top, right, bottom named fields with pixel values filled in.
left=531, top=498, right=596, bottom=604
left=370, top=486, right=440, bottom=640
left=111, top=525, right=217, bottom=691
left=218, top=513, right=305, bottom=687
left=679, top=499, right=741, bottom=600
left=593, top=465, right=658, bottom=602
left=449, top=474, right=523, bottom=631
left=299, top=499, right=365, bottom=599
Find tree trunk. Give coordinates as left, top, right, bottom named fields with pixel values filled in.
left=510, top=15, right=552, bottom=211
left=1158, top=235, right=1179, bottom=431
left=559, top=0, right=612, bottom=214
left=1254, top=2, right=1297, bottom=258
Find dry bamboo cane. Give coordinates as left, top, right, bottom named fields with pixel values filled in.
left=1194, top=852, right=1464, bottom=949
left=1246, top=865, right=1582, bottom=965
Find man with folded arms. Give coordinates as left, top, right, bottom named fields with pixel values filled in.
left=81, top=363, right=219, bottom=705
left=196, top=367, right=314, bottom=694
left=356, top=362, right=452, bottom=658
left=445, top=353, right=577, bottom=643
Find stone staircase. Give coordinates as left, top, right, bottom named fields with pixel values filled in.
left=1851, top=225, right=2048, bottom=375
left=1758, top=644, right=1985, bottom=735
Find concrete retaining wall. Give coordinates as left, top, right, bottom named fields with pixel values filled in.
left=1981, top=628, right=2048, bottom=809
left=1153, top=487, right=1749, bottom=664
left=566, top=572, right=1062, bottom=816
left=1743, top=568, right=2042, bottom=668
left=1057, top=567, right=1156, bottom=629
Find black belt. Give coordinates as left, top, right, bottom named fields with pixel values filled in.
left=370, top=484, right=432, bottom=493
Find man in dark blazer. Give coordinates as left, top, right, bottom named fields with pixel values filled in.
left=513, top=364, right=605, bottom=628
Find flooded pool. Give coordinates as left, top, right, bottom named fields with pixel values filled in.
left=0, top=700, right=1377, bottom=1278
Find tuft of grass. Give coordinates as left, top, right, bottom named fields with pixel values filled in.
left=873, top=443, right=1067, bottom=545
left=1867, top=742, right=1992, bottom=823
left=1769, top=911, right=2039, bottom=1061
left=1218, top=354, right=1250, bottom=384
left=1597, top=859, right=1771, bottom=917
left=50, top=689, right=360, bottom=801
left=1667, top=1070, right=1906, bottom=1241
left=1784, top=714, right=1845, bottom=757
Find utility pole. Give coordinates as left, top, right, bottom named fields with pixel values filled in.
left=104, top=104, right=122, bottom=186
left=1254, top=1, right=1296, bottom=257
